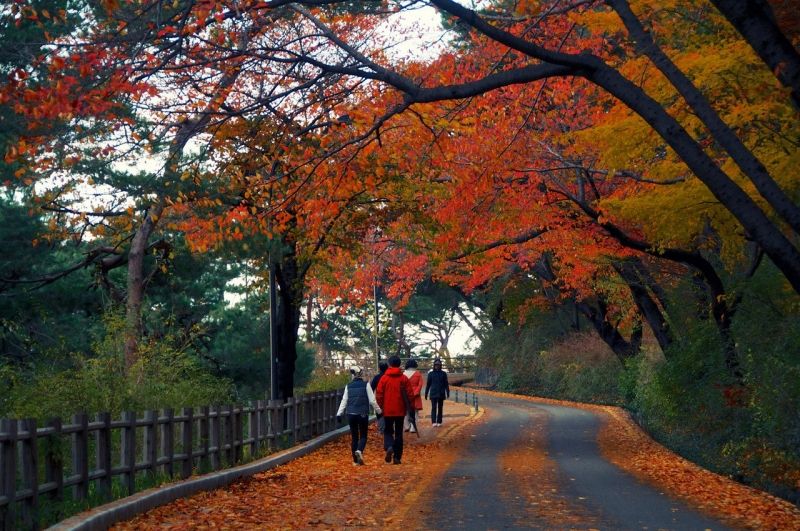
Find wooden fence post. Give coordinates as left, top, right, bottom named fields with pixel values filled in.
left=310, top=394, right=318, bottom=436
left=248, top=402, right=258, bottom=459
left=96, top=412, right=112, bottom=500
left=287, top=398, right=296, bottom=445
left=303, top=395, right=311, bottom=440
left=258, top=400, right=267, bottom=455
left=161, top=409, right=174, bottom=478
left=225, top=405, right=235, bottom=465
left=143, top=410, right=158, bottom=479
left=44, top=418, right=63, bottom=503
left=20, top=419, right=37, bottom=529
left=293, top=397, right=300, bottom=442
left=199, top=406, right=210, bottom=472
left=210, top=406, right=221, bottom=471
left=319, top=393, right=326, bottom=433
left=120, top=412, right=136, bottom=496
left=1, top=418, right=17, bottom=531
left=233, top=406, right=243, bottom=464
left=181, top=408, right=193, bottom=479
left=323, top=392, right=330, bottom=432
left=71, top=413, right=89, bottom=500
left=267, top=400, right=279, bottom=451
left=317, top=394, right=322, bottom=434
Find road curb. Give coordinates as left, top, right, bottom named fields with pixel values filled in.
left=48, top=424, right=353, bottom=531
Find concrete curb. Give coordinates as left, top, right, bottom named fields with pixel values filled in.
left=48, top=424, right=353, bottom=531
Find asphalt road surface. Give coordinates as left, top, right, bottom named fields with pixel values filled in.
left=424, top=394, right=732, bottom=530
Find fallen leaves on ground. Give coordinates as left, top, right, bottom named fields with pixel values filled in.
left=112, top=402, right=477, bottom=530
left=467, top=388, right=800, bottom=530
left=495, top=408, right=604, bottom=529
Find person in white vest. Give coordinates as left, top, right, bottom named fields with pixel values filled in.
left=337, top=365, right=381, bottom=465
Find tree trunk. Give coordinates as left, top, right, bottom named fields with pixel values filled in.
left=588, top=63, right=800, bottom=293
left=576, top=201, right=744, bottom=381
left=614, top=260, right=674, bottom=354
left=577, top=300, right=641, bottom=363
left=710, top=0, right=800, bottom=107
left=453, top=303, right=486, bottom=341
left=124, top=200, right=165, bottom=371
left=305, top=293, right=313, bottom=343
left=392, top=311, right=412, bottom=358
left=609, top=0, right=800, bottom=234
left=272, top=246, right=303, bottom=400
left=423, top=0, right=800, bottom=293
left=120, top=70, right=236, bottom=370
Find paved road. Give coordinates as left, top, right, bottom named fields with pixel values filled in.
left=424, top=394, right=732, bottom=530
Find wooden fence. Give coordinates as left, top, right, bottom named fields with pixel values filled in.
left=0, top=390, right=343, bottom=530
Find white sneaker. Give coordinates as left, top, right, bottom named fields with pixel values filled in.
left=355, top=450, right=364, bottom=465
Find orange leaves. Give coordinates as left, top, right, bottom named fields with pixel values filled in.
left=114, top=402, right=476, bottom=530
left=597, top=405, right=800, bottom=530
left=100, top=0, right=120, bottom=14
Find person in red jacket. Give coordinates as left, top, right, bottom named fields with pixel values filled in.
left=403, top=358, right=423, bottom=433
left=376, top=355, right=414, bottom=464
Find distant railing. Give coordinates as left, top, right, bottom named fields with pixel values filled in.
left=447, top=373, right=475, bottom=387
left=450, top=387, right=480, bottom=413
left=0, top=390, right=343, bottom=530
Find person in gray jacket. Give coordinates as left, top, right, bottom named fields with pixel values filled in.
left=337, top=365, right=382, bottom=465
left=424, top=358, right=450, bottom=426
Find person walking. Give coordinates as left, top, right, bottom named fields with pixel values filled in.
left=425, top=357, right=450, bottom=426
left=403, top=358, right=423, bottom=433
left=337, top=365, right=381, bottom=465
left=370, top=360, right=389, bottom=433
left=376, top=356, right=413, bottom=465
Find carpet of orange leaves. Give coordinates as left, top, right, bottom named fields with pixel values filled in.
left=112, top=401, right=478, bottom=530
left=109, top=388, right=800, bottom=530
left=467, top=388, right=800, bottom=531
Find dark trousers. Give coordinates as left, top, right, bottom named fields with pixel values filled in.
left=383, top=416, right=404, bottom=462
left=348, top=414, right=369, bottom=461
left=431, top=398, right=445, bottom=424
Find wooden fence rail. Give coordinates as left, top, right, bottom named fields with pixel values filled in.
left=0, top=390, right=343, bottom=530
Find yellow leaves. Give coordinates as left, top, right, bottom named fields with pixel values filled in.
left=568, top=7, right=624, bottom=35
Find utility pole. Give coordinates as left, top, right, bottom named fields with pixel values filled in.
left=269, top=254, right=279, bottom=400
left=374, top=280, right=379, bottom=368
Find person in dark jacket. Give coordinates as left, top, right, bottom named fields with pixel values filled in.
left=370, top=360, right=389, bottom=432
left=370, top=360, right=389, bottom=391
left=425, top=358, right=450, bottom=426
left=375, top=355, right=414, bottom=464
left=337, top=365, right=381, bottom=465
